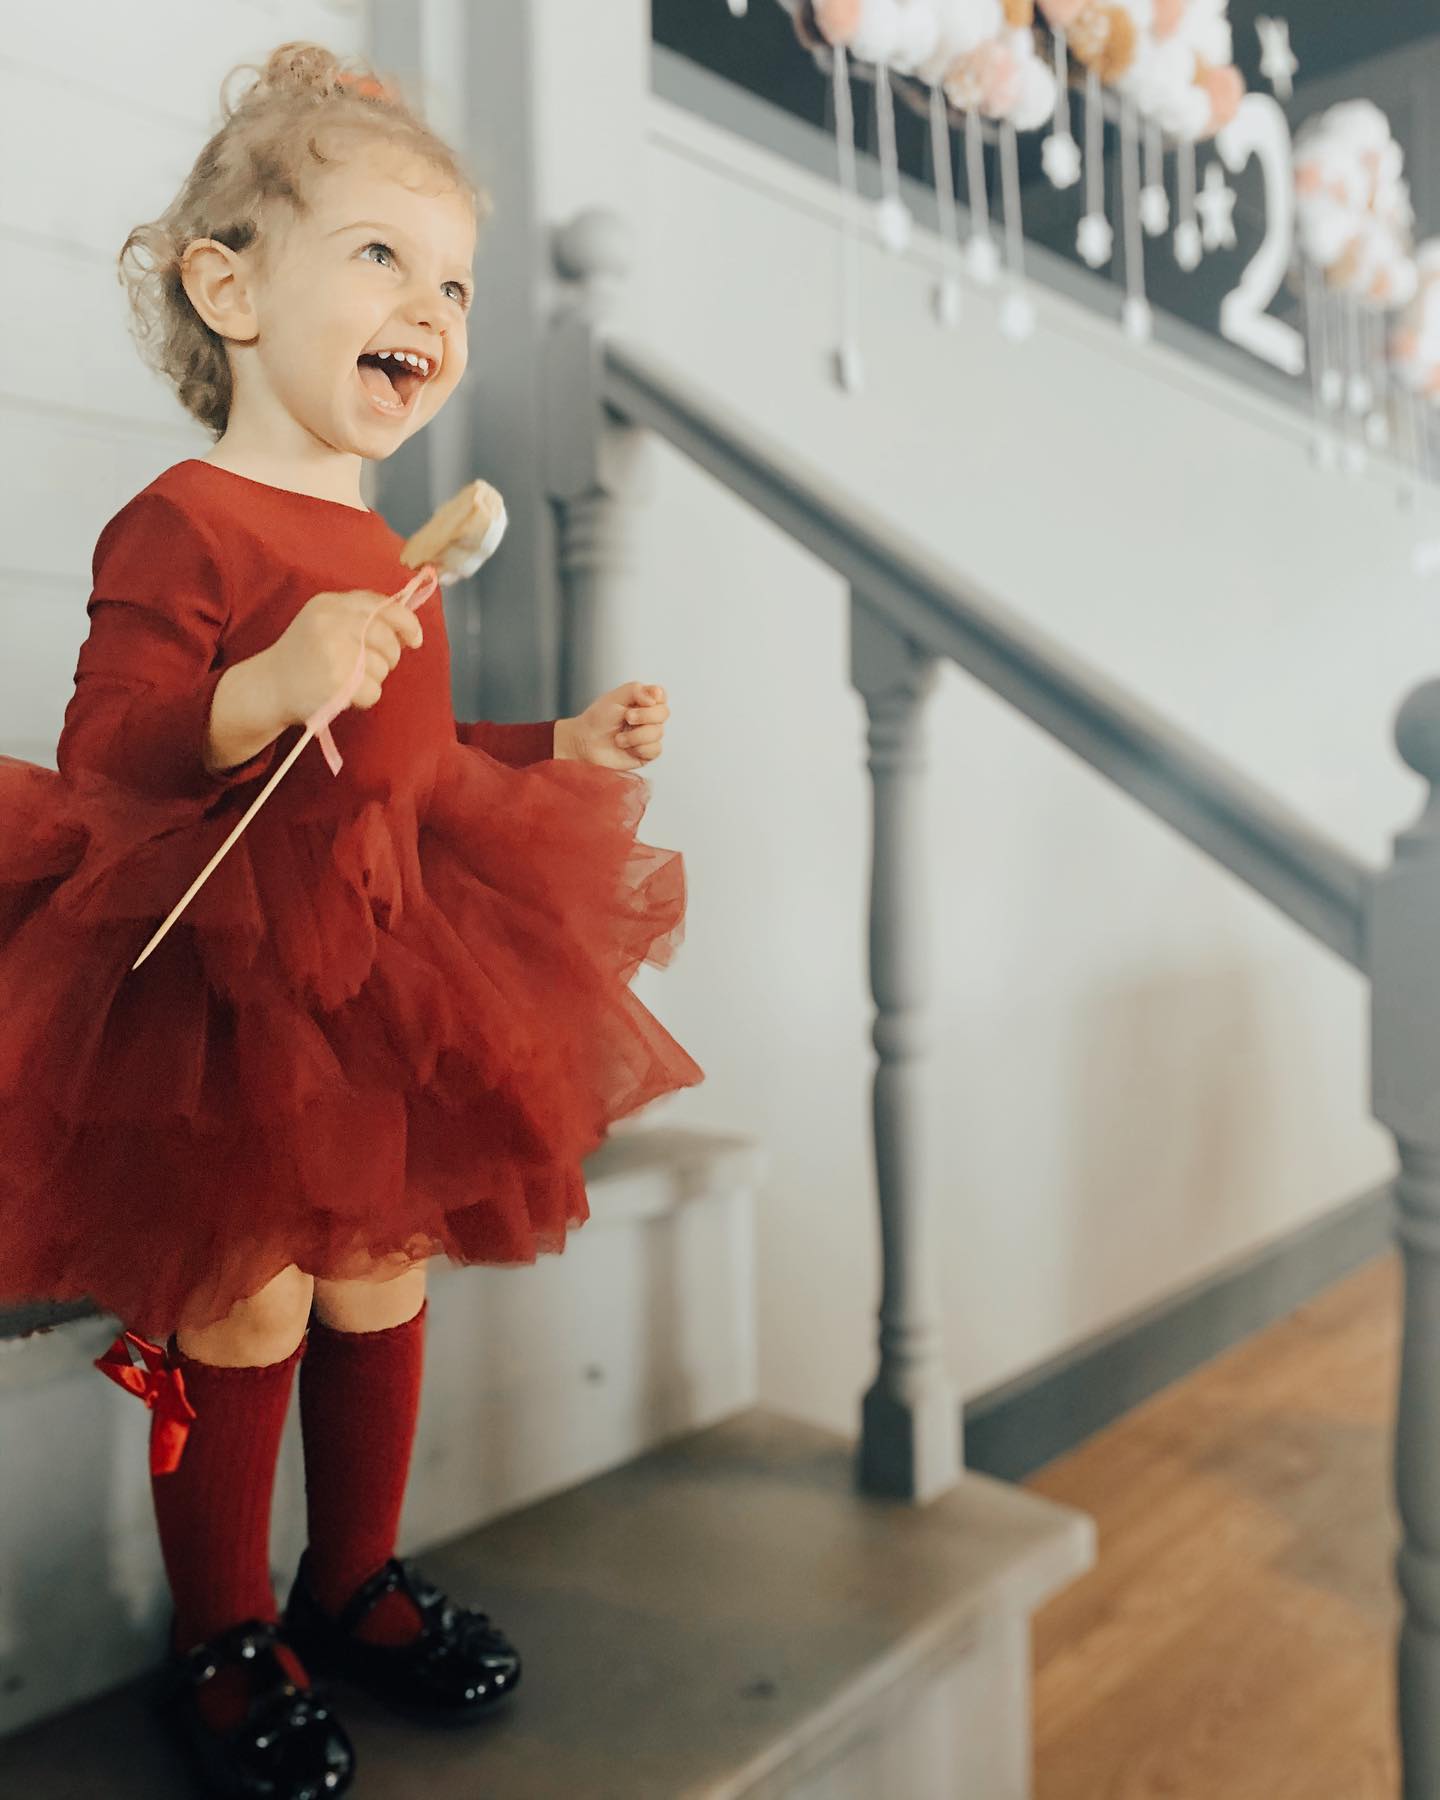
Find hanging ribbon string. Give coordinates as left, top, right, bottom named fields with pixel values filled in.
left=131, top=563, right=438, bottom=973
left=1341, top=292, right=1367, bottom=474
left=929, top=83, right=963, bottom=325
left=964, top=107, right=998, bottom=283
left=998, top=120, right=1035, bottom=340
left=1141, top=118, right=1168, bottom=235
left=1303, top=255, right=1337, bottom=469
left=1175, top=139, right=1200, bottom=270
left=832, top=43, right=864, bottom=390
left=1119, top=95, right=1151, bottom=340
left=1042, top=29, right=1080, bottom=189
left=1077, top=68, right=1112, bottom=269
left=873, top=62, right=910, bottom=251
left=1364, top=306, right=1389, bottom=449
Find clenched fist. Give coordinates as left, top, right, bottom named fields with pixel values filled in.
left=262, top=588, right=425, bottom=728
left=557, top=682, right=670, bottom=769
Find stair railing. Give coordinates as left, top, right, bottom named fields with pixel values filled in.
left=545, top=204, right=1436, bottom=1799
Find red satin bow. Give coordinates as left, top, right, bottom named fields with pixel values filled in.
left=94, top=1330, right=197, bottom=1476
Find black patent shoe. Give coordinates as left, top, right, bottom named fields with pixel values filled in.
left=281, top=1550, right=522, bottom=1728
left=152, top=1615, right=355, bottom=1799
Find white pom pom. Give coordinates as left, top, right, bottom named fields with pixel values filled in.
left=1077, top=213, right=1114, bottom=268
left=1042, top=132, right=1082, bottom=189
left=966, top=233, right=1001, bottom=284
left=875, top=195, right=913, bottom=253
left=933, top=276, right=963, bottom=325
left=891, top=0, right=941, bottom=72
left=1173, top=218, right=1202, bottom=270
left=1140, top=184, right=1170, bottom=235
left=999, top=289, right=1037, bottom=341
left=850, top=0, right=905, bottom=64
left=1011, top=57, right=1058, bottom=133
left=1122, top=295, right=1154, bottom=342
left=834, top=340, right=865, bottom=392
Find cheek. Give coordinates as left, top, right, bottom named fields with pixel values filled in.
left=438, top=341, right=469, bottom=398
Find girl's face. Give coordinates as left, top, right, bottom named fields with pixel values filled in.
left=229, top=143, right=476, bottom=460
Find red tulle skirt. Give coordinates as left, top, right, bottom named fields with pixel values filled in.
left=0, top=745, right=703, bottom=1339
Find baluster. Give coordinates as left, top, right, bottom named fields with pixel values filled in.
left=547, top=209, right=653, bottom=716
left=851, top=595, right=962, bottom=1502
left=1370, top=678, right=1440, bottom=1798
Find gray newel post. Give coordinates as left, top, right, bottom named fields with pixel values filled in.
left=1371, top=679, right=1440, bottom=1799
left=545, top=210, right=653, bottom=719
left=851, top=596, right=963, bottom=1503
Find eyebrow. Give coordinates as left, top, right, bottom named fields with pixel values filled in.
left=327, top=219, right=403, bottom=238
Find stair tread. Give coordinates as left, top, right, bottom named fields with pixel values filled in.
left=0, top=1407, right=1092, bottom=1800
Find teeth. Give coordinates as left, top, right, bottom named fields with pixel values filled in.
left=374, top=350, right=432, bottom=377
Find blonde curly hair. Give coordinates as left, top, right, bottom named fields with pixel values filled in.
left=118, top=41, right=488, bottom=437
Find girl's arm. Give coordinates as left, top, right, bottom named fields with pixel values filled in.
left=455, top=718, right=566, bottom=764
left=58, top=492, right=281, bottom=800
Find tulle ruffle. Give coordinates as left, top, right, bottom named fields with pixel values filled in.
left=0, top=743, right=702, bottom=1339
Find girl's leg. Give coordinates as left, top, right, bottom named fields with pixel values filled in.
left=152, top=1263, right=315, bottom=1728
left=299, top=1261, right=430, bottom=1643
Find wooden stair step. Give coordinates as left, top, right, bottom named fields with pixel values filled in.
left=0, top=1406, right=1092, bottom=1800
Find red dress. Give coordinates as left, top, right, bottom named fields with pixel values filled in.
left=0, top=459, right=703, bottom=1339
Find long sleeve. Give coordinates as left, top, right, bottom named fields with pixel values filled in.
left=57, top=491, right=279, bottom=801
left=456, top=718, right=557, bottom=766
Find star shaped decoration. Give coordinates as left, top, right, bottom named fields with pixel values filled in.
left=1255, top=17, right=1297, bottom=102
left=1195, top=162, right=1237, bottom=253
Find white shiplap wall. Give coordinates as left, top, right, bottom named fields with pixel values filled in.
left=0, top=0, right=367, bottom=761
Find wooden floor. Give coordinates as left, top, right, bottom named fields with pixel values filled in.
left=1026, top=1253, right=1402, bottom=1800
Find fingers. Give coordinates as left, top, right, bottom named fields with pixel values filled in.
left=380, top=600, right=425, bottom=651
left=351, top=645, right=399, bottom=710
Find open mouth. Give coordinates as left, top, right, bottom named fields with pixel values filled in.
left=356, top=347, right=435, bottom=416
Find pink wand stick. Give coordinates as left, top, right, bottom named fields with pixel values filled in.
left=130, top=565, right=438, bottom=973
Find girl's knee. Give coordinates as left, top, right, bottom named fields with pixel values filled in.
left=177, top=1263, right=315, bottom=1366
left=312, top=1258, right=427, bottom=1333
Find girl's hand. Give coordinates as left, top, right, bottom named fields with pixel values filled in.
left=559, top=683, right=669, bottom=769
left=261, top=589, right=425, bottom=728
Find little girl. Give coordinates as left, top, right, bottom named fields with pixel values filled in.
left=0, top=40, right=703, bottom=1800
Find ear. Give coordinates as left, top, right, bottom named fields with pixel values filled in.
left=180, top=239, right=259, bottom=344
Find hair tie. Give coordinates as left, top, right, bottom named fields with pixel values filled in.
left=335, top=70, right=392, bottom=103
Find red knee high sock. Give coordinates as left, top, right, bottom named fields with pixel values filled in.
left=298, top=1300, right=428, bottom=1645
left=150, top=1334, right=309, bottom=1730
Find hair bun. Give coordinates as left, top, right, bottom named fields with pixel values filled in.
left=257, top=41, right=349, bottom=100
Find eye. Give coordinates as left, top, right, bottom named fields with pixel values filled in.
left=360, top=240, right=396, bottom=269
left=443, top=280, right=473, bottom=310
